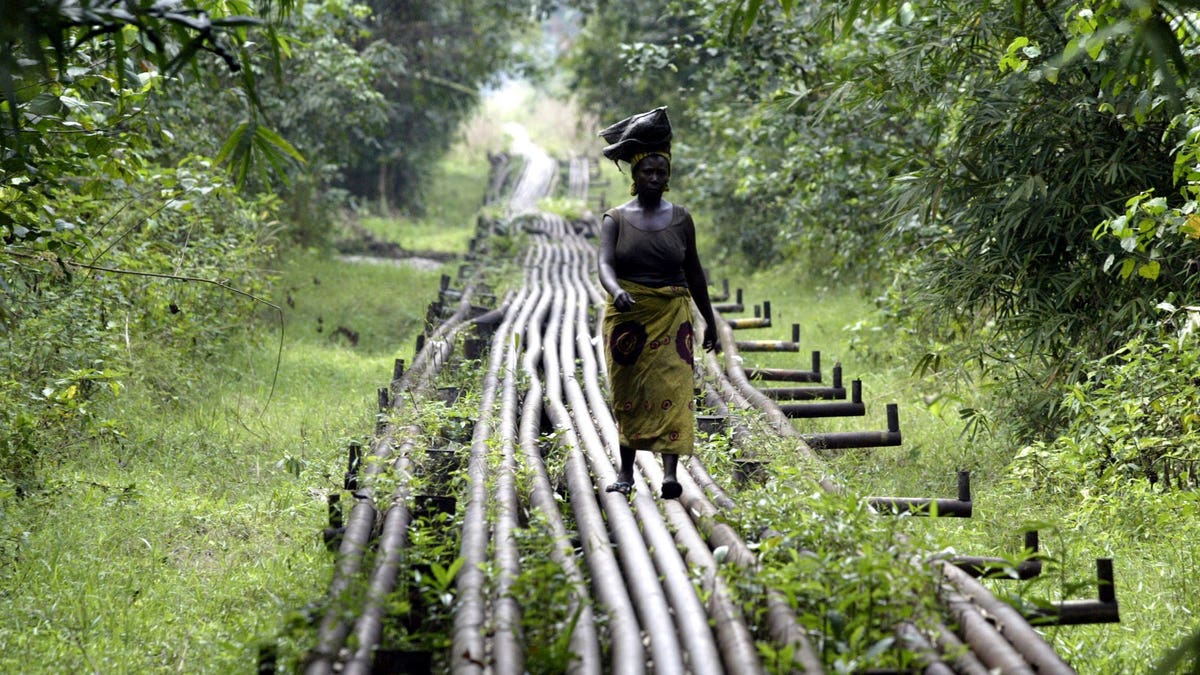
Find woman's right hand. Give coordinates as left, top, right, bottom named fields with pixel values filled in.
left=613, top=290, right=635, bottom=312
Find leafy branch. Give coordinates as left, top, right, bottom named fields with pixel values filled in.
left=7, top=250, right=285, bottom=411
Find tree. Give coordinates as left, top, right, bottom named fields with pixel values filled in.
left=563, top=0, right=1200, bottom=433
left=335, top=0, right=544, bottom=214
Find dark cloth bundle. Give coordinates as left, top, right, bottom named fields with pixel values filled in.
left=599, top=107, right=672, bottom=163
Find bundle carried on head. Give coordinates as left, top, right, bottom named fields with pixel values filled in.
left=599, top=106, right=672, bottom=169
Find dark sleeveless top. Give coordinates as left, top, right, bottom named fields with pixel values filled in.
left=607, top=204, right=691, bottom=288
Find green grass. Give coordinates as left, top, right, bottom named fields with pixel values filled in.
left=0, top=244, right=462, bottom=671
left=705, top=261, right=1200, bottom=672
left=357, top=155, right=490, bottom=254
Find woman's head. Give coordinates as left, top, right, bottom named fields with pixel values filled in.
left=598, top=107, right=673, bottom=197
left=631, top=153, right=670, bottom=197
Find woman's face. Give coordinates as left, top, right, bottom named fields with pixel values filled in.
left=633, top=154, right=670, bottom=196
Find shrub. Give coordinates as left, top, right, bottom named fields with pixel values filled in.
left=1013, top=304, right=1200, bottom=492
left=0, top=158, right=280, bottom=490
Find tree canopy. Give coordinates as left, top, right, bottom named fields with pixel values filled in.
left=563, top=0, right=1200, bottom=434
left=0, top=0, right=541, bottom=487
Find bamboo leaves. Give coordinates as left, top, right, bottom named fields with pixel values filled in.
left=215, top=118, right=305, bottom=188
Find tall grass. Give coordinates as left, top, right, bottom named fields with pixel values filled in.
left=0, top=225, right=467, bottom=671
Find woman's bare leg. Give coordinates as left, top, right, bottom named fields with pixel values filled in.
left=617, top=446, right=635, bottom=484
left=661, top=454, right=682, bottom=499
left=662, top=453, right=678, bottom=483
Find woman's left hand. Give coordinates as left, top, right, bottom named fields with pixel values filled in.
left=702, top=325, right=720, bottom=353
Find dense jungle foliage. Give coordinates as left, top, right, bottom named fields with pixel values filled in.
left=567, top=0, right=1200, bottom=453
left=0, top=0, right=547, bottom=493
left=566, top=3, right=1200, bottom=665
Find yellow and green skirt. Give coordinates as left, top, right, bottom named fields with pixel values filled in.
left=603, top=280, right=696, bottom=455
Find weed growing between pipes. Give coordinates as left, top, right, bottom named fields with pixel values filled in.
left=334, top=402, right=472, bottom=670
left=537, top=431, right=573, bottom=519
left=511, top=509, right=592, bottom=673
left=694, top=421, right=736, bottom=478
left=725, top=463, right=946, bottom=672
left=379, top=508, right=463, bottom=668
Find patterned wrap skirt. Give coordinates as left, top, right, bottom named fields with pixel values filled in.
left=603, top=280, right=696, bottom=455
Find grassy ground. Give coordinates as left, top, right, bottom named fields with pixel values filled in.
left=703, top=260, right=1200, bottom=672
left=355, top=156, right=489, bottom=253
left=0, top=195, right=478, bottom=672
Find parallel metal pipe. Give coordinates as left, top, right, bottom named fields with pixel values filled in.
left=939, top=562, right=1075, bottom=673
left=736, top=338, right=799, bottom=352
left=451, top=263, right=525, bottom=673
left=492, top=275, right=537, bottom=673
left=547, top=242, right=686, bottom=674
left=516, top=244, right=603, bottom=673
left=1019, top=558, right=1119, bottom=626
left=747, top=351, right=822, bottom=382
left=717, top=320, right=821, bottom=453
left=895, top=621, right=956, bottom=675
left=310, top=233, right=503, bottom=673
left=934, top=625, right=992, bottom=675
left=307, top=493, right=378, bottom=674
left=538, top=242, right=648, bottom=674
left=400, top=272, right=488, bottom=393
left=664, top=495, right=766, bottom=674
left=780, top=379, right=864, bottom=418
left=342, top=437, right=418, bottom=675
left=563, top=239, right=729, bottom=675
left=762, top=364, right=844, bottom=400
left=710, top=278, right=731, bottom=302
left=611, top=344, right=825, bottom=671
left=869, top=470, right=972, bottom=517
left=943, top=595, right=1037, bottom=674
left=727, top=316, right=772, bottom=329
left=800, top=403, right=902, bottom=450
left=713, top=287, right=743, bottom=313
left=761, top=384, right=846, bottom=400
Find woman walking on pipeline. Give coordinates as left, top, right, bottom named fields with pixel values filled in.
left=595, top=107, right=720, bottom=500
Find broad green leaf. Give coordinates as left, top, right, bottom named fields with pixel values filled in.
left=214, top=121, right=251, bottom=167
left=1138, top=260, right=1160, bottom=280
left=1182, top=214, right=1200, bottom=239
left=1120, top=258, right=1137, bottom=279
left=844, top=0, right=864, bottom=37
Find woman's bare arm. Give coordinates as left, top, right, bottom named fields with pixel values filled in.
left=681, top=212, right=719, bottom=352
left=598, top=212, right=634, bottom=311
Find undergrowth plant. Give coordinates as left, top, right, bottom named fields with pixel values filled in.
left=0, top=160, right=280, bottom=493
left=1013, top=305, right=1200, bottom=493
left=728, top=464, right=943, bottom=672
left=510, top=508, right=590, bottom=674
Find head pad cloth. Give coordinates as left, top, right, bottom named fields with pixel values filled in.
left=599, top=106, right=672, bottom=168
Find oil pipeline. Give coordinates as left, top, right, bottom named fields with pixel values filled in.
left=281, top=138, right=1119, bottom=674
